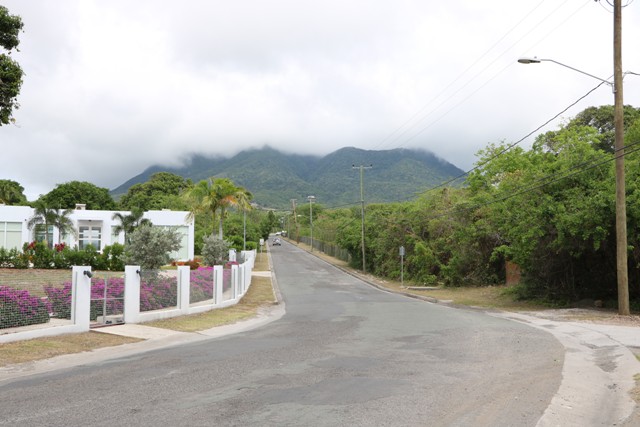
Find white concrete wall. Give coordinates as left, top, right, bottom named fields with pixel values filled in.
left=0, top=206, right=194, bottom=261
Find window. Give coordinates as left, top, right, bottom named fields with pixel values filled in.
left=110, top=226, right=121, bottom=245
left=0, top=222, right=22, bottom=250
left=35, top=224, right=54, bottom=247
left=79, top=225, right=101, bottom=250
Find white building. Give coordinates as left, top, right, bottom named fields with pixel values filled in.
left=0, top=204, right=194, bottom=261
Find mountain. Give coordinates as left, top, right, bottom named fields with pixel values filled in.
left=111, top=146, right=465, bottom=209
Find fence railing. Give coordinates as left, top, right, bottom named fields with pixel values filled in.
left=298, top=236, right=352, bottom=264
left=0, top=250, right=257, bottom=344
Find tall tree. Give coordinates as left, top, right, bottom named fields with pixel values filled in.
left=184, top=177, right=251, bottom=239
left=0, top=5, right=23, bottom=125
left=39, top=181, right=116, bottom=210
left=0, top=179, right=27, bottom=205
left=118, top=172, right=191, bottom=211
left=112, top=208, right=152, bottom=244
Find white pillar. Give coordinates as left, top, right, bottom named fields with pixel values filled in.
left=232, top=264, right=239, bottom=300
left=178, top=265, right=190, bottom=313
left=124, top=266, right=141, bottom=324
left=214, top=265, right=223, bottom=304
left=72, top=266, right=91, bottom=331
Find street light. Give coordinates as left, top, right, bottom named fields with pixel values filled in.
left=517, top=57, right=614, bottom=90
left=308, top=196, right=315, bottom=252
left=518, top=30, right=629, bottom=315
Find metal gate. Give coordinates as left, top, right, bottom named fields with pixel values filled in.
left=90, top=273, right=125, bottom=328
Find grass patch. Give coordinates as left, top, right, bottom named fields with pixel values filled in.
left=632, top=373, right=640, bottom=403
left=143, top=276, right=276, bottom=332
left=0, top=332, right=141, bottom=366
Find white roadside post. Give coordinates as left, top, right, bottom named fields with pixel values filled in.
left=399, top=246, right=405, bottom=287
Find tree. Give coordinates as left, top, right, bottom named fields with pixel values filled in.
left=124, top=225, right=181, bottom=270
left=565, top=105, right=640, bottom=153
left=0, top=6, right=23, bottom=125
left=201, top=235, right=231, bottom=266
left=27, top=203, right=75, bottom=247
left=0, top=179, right=27, bottom=205
left=111, top=208, right=152, bottom=244
left=39, top=181, right=116, bottom=210
left=183, top=177, right=251, bottom=240
left=118, top=172, right=191, bottom=211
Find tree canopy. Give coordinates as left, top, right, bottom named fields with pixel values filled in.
left=39, top=181, right=116, bottom=210
left=0, top=179, right=27, bottom=205
left=308, top=105, right=640, bottom=308
left=183, top=177, right=252, bottom=239
left=118, top=172, right=191, bottom=211
left=0, top=5, right=24, bottom=125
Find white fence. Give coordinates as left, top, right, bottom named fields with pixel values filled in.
left=0, top=250, right=256, bottom=344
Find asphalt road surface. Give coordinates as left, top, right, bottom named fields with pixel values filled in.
left=0, top=241, right=564, bottom=426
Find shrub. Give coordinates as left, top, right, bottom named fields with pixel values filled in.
left=44, top=274, right=178, bottom=319
left=201, top=235, right=231, bottom=266
left=43, top=283, right=72, bottom=319
left=124, top=226, right=181, bottom=270
left=101, top=243, right=125, bottom=271
left=0, top=247, right=28, bottom=268
left=0, top=286, right=51, bottom=329
left=23, top=241, right=55, bottom=269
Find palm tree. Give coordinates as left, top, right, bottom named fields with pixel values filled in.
left=111, top=207, right=152, bottom=244
left=51, top=208, right=76, bottom=244
left=27, top=203, right=76, bottom=247
left=183, top=177, right=251, bottom=239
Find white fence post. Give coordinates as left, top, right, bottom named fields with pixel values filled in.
left=214, top=265, right=223, bottom=304
left=72, top=266, right=91, bottom=331
left=124, top=266, right=141, bottom=324
left=232, top=264, right=239, bottom=300
left=178, top=266, right=190, bottom=313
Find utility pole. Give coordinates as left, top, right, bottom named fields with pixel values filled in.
left=353, top=164, right=372, bottom=272
left=291, top=199, right=299, bottom=243
left=308, top=196, right=316, bottom=252
left=613, top=0, right=629, bottom=315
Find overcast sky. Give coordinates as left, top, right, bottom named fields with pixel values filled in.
left=2, top=0, right=639, bottom=200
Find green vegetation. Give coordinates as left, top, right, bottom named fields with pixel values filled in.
left=0, top=5, right=23, bottom=125
left=295, top=105, right=640, bottom=308
left=118, top=172, right=191, bottom=211
left=0, top=179, right=27, bottom=205
left=183, top=177, right=252, bottom=240
left=110, top=146, right=464, bottom=209
left=39, top=181, right=117, bottom=210
left=124, top=225, right=181, bottom=270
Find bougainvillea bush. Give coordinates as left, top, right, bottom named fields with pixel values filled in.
left=139, top=273, right=177, bottom=312
left=0, top=286, right=50, bottom=329
left=190, top=267, right=214, bottom=303
left=44, top=274, right=178, bottom=319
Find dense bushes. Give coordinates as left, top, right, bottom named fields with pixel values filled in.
left=0, top=242, right=125, bottom=271
left=308, top=107, right=640, bottom=306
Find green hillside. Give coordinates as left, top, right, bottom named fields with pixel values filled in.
left=111, top=146, right=465, bottom=209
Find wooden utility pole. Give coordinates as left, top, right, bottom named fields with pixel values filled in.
left=613, top=0, right=629, bottom=315
left=291, top=199, right=299, bottom=243
left=353, top=164, right=372, bottom=272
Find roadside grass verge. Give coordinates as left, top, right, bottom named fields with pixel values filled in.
left=143, top=275, right=276, bottom=332
left=0, top=333, right=141, bottom=366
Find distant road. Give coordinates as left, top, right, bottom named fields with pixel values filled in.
left=0, top=241, right=563, bottom=426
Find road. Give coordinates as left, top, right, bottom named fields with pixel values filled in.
left=0, top=241, right=564, bottom=426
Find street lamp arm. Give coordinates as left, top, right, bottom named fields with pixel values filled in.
left=518, top=57, right=613, bottom=87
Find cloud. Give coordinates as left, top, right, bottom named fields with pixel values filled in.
left=1, top=0, right=639, bottom=200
